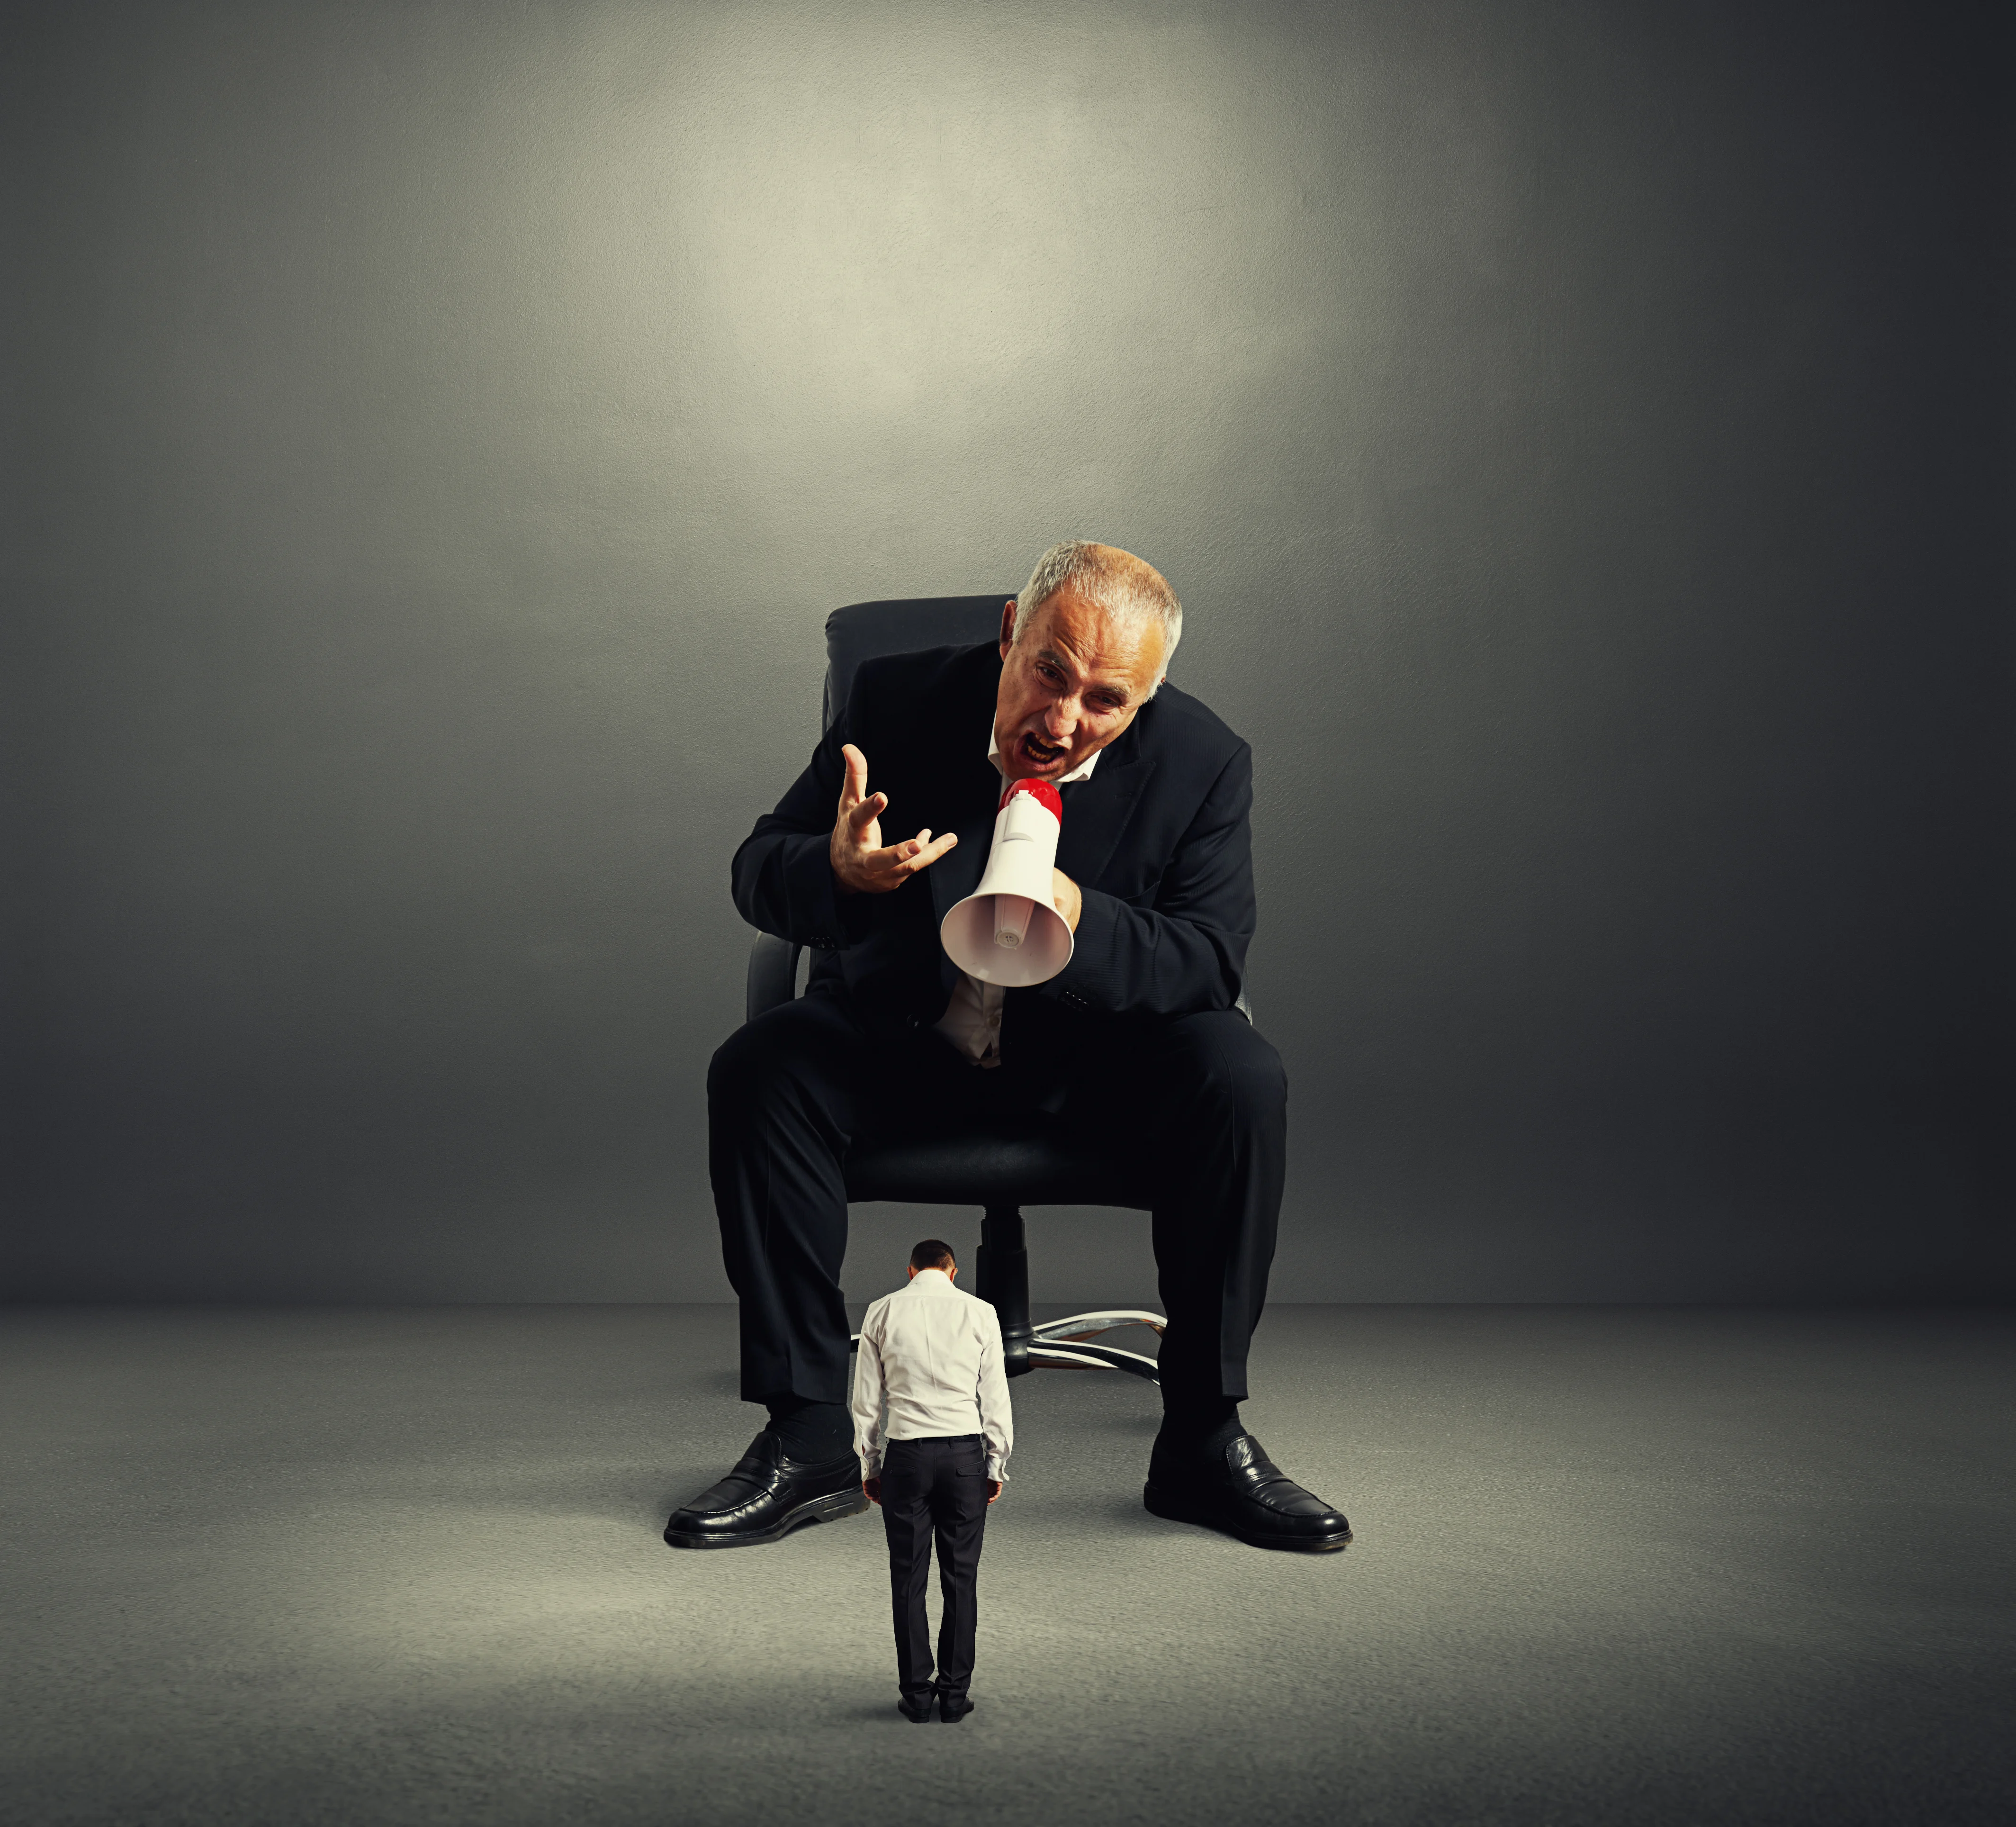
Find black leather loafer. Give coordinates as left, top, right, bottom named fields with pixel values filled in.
left=898, top=1695, right=934, bottom=1723
left=663, top=1430, right=867, bottom=1549
left=1143, top=1431, right=1351, bottom=1553
left=936, top=1691, right=973, bottom=1723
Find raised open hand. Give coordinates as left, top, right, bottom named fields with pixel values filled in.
left=829, top=743, right=959, bottom=895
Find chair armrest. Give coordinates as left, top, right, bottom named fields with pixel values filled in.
left=746, top=933, right=803, bottom=1024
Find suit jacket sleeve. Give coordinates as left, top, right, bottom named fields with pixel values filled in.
left=1051, top=740, right=1256, bottom=1016
left=729, top=707, right=867, bottom=953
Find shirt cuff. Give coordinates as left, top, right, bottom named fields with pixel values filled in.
left=987, top=1458, right=1008, bottom=1483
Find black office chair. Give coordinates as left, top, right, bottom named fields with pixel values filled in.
left=742, top=594, right=1168, bottom=1383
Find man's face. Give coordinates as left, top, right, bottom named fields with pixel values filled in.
left=992, top=585, right=1167, bottom=782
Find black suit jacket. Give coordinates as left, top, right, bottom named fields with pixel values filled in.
left=730, top=641, right=1256, bottom=1044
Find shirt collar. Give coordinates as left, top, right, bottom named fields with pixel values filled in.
left=909, top=1267, right=957, bottom=1292
left=987, top=725, right=1102, bottom=786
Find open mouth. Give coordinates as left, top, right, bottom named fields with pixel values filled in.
left=1017, top=732, right=1067, bottom=771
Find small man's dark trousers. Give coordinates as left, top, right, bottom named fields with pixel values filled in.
left=880, top=1434, right=990, bottom=1705
left=707, top=988, right=1287, bottom=1411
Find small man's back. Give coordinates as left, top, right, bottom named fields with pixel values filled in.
left=851, top=1239, right=1012, bottom=1722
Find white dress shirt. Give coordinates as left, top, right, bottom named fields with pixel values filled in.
left=851, top=1268, right=1015, bottom=1482
left=933, top=730, right=1101, bottom=1067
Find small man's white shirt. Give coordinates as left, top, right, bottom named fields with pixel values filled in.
left=851, top=1268, right=1014, bottom=1483
left=933, top=728, right=1100, bottom=1067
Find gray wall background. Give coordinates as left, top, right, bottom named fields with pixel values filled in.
left=5, top=0, right=2008, bottom=1304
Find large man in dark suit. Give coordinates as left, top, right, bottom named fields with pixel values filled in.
left=664, top=543, right=1350, bottom=1554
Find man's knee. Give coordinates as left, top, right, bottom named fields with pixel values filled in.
left=706, top=1015, right=776, bottom=1114
left=707, top=999, right=852, bottom=1120
left=1169, top=1011, right=1287, bottom=1130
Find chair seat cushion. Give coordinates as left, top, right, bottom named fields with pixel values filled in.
left=843, top=1122, right=1152, bottom=1211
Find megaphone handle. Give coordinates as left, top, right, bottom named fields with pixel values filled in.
left=993, top=893, right=1032, bottom=949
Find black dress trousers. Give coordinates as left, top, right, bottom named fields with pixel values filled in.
left=879, top=1434, right=990, bottom=1704
left=707, top=986, right=1287, bottom=1409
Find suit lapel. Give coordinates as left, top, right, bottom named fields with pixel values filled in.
left=929, top=791, right=997, bottom=928
left=1055, top=725, right=1154, bottom=891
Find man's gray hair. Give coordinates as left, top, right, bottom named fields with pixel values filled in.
left=1012, top=542, right=1183, bottom=688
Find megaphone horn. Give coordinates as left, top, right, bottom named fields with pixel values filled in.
left=939, top=778, right=1074, bottom=987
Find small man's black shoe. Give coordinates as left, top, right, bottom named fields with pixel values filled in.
left=663, top=1430, right=867, bottom=1549
left=1143, top=1429, right=1351, bottom=1553
left=897, top=1695, right=934, bottom=1723
left=937, top=1691, right=974, bottom=1723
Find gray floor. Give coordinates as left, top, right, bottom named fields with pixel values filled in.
left=2, top=1304, right=2011, bottom=1827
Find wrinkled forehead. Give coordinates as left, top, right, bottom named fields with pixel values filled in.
left=1026, top=589, right=1166, bottom=683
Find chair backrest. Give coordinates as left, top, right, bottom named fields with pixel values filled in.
left=823, top=594, right=1011, bottom=732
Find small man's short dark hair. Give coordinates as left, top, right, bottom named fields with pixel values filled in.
left=909, top=1239, right=956, bottom=1273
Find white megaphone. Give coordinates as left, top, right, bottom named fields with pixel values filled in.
left=940, top=778, right=1074, bottom=986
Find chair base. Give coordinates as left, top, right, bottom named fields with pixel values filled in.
left=848, top=1309, right=1164, bottom=1381
left=975, top=1205, right=1036, bottom=1374
left=1028, top=1310, right=1165, bottom=1380
left=978, top=1207, right=1168, bottom=1381
left=846, top=1195, right=1167, bottom=1386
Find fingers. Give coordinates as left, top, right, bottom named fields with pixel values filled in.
left=847, top=829, right=961, bottom=893
left=1050, top=864, right=1082, bottom=931
left=895, top=830, right=958, bottom=874
left=839, top=750, right=886, bottom=835
left=839, top=744, right=869, bottom=805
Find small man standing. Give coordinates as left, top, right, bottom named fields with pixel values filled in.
left=851, top=1239, right=1013, bottom=1724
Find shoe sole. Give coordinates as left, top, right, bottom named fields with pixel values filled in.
left=664, top=1483, right=869, bottom=1549
left=1143, top=1482, right=1352, bottom=1553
